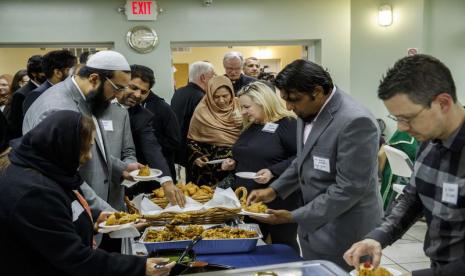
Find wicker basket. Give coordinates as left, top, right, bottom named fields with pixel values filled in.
left=142, top=207, right=241, bottom=224
left=150, top=194, right=212, bottom=208
left=125, top=196, right=241, bottom=224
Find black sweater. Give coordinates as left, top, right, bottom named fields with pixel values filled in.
left=232, top=117, right=301, bottom=210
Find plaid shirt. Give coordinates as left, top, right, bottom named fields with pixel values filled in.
left=366, top=121, right=465, bottom=276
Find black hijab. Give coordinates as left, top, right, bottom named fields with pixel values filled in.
left=9, top=110, right=84, bottom=189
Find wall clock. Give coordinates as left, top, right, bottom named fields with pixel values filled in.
left=126, top=25, right=158, bottom=54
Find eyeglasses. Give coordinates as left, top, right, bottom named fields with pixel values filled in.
left=388, top=107, right=426, bottom=124
left=105, top=77, right=127, bottom=93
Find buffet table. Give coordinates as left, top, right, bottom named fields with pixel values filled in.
left=196, top=244, right=302, bottom=268
left=125, top=238, right=302, bottom=268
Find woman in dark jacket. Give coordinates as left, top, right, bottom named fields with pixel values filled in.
left=222, top=82, right=301, bottom=252
left=0, top=110, right=172, bottom=276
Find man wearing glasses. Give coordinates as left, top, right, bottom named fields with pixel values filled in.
left=223, top=51, right=256, bottom=94
left=23, top=51, right=143, bottom=222
left=115, top=64, right=185, bottom=207
left=344, top=54, right=465, bottom=276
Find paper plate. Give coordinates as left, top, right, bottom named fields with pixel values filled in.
left=235, top=172, right=259, bottom=179
left=129, top=168, right=162, bottom=181
left=98, top=221, right=135, bottom=230
left=350, top=267, right=402, bottom=276
left=240, top=210, right=270, bottom=218
left=205, top=158, right=227, bottom=165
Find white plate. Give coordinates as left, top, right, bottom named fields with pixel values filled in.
left=98, top=221, right=135, bottom=230
left=235, top=172, right=259, bottom=179
left=129, top=168, right=162, bottom=181
left=350, top=267, right=402, bottom=276
left=240, top=209, right=270, bottom=218
left=205, top=158, right=227, bottom=165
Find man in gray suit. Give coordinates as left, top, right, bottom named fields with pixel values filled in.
left=248, top=59, right=383, bottom=270
left=23, top=50, right=141, bottom=212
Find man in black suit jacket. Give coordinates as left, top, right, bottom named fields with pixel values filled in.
left=171, top=61, right=215, bottom=170
left=22, top=50, right=76, bottom=114
left=142, top=91, right=180, bottom=180
left=7, top=55, right=45, bottom=138
left=115, top=64, right=185, bottom=207
left=223, top=51, right=256, bottom=94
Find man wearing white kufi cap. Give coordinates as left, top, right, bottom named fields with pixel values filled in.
left=23, top=50, right=142, bottom=216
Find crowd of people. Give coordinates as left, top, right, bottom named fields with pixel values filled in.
left=0, top=49, right=464, bottom=276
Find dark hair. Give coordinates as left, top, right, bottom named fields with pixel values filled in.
left=378, top=54, right=456, bottom=107
left=274, top=59, right=333, bottom=96
left=79, top=51, right=92, bottom=64
left=42, top=50, right=76, bottom=79
left=11, top=69, right=28, bottom=92
left=77, top=66, right=116, bottom=81
left=26, top=55, right=43, bottom=79
left=130, top=64, right=155, bottom=88
left=79, top=115, right=95, bottom=164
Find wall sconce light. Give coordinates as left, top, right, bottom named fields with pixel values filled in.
left=378, top=4, right=393, bottom=26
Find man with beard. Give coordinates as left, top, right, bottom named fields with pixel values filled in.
left=7, top=55, right=46, bottom=138
left=115, top=64, right=185, bottom=207
left=23, top=50, right=142, bottom=214
left=247, top=59, right=383, bottom=270
left=23, top=50, right=77, bottom=114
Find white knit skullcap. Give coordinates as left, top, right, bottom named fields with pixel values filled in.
left=86, top=50, right=130, bottom=71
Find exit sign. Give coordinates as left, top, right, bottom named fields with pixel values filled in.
left=125, top=0, right=158, bottom=21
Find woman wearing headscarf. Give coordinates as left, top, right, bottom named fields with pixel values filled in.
left=221, top=81, right=301, bottom=252
left=0, top=110, right=173, bottom=276
left=187, top=75, right=242, bottom=186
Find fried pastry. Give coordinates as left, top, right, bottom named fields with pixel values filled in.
left=153, top=187, right=165, bottom=198
left=244, top=201, right=268, bottom=213
left=358, top=262, right=393, bottom=276
left=192, top=189, right=209, bottom=199
left=105, top=212, right=140, bottom=226
left=138, top=165, right=150, bottom=176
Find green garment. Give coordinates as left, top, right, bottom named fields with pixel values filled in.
left=380, top=131, right=418, bottom=210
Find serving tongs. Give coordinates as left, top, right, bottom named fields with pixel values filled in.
left=177, top=224, right=225, bottom=264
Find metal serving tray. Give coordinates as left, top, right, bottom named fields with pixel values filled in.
left=139, top=224, right=263, bottom=254
left=188, top=260, right=349, bottom=275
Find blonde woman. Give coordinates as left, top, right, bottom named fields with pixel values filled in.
left=221, top=81, right=301, bottom=252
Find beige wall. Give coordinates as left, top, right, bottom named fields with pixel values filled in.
left=172, top=45, right=303, bottom=76
left=0, top=48, right=61, bottom=76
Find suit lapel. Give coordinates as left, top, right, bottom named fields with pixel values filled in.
left=66, top=77, right=108, bottom=164
left=297, top=89, right=343, bottom=168
left=296, top=119, right=304, bottom=157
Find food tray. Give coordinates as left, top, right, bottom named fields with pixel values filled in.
left=138, top=224, right=263, bottom=254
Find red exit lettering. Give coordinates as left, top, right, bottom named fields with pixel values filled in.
left=132, top=1, right=152, bottom=15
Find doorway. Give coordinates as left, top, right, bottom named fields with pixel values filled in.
left=170, top=40, right=320, bottom=88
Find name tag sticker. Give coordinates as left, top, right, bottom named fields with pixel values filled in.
left=262, top=122, right=279, bottom=133
left=71, top=200, right=85, bottom=222
left=101, top=120, right=114, bottom=131
left=442, top=182, right=458, bottom=205
left=313, top=156, right=330, bottom=173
